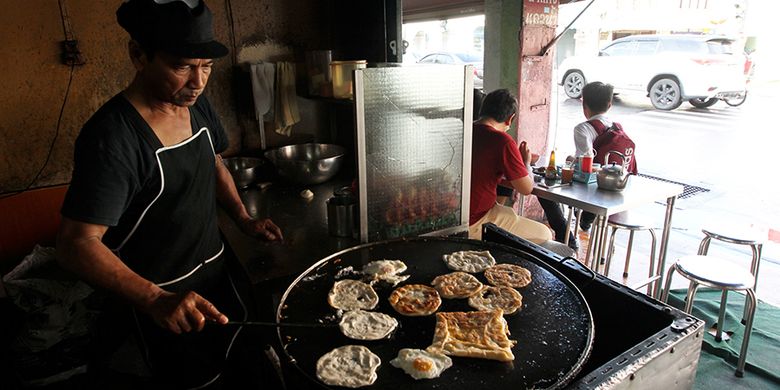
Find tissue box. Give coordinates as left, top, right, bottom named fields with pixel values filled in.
left=573, top=170, right=597, bottom=184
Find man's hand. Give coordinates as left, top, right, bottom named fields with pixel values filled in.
left=145, top=290, right=228, bottom=334
left=239, top=217, right=284, bottom=241
left=519, top=141, right=532, bottom=165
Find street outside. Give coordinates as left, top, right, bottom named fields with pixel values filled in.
left=545, top=79, right=780, bottom=306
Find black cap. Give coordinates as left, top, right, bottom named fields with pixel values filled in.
left=117, top=0, right=228, bottom=59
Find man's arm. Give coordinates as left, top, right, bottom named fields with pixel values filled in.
left=509, top=140, right=534, bottom=195
left=214, top=155, right=283, bottom=241
left=56, top=218, right=228, bottom=333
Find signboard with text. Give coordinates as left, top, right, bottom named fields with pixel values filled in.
left=524, top=0, right=558, bottom=27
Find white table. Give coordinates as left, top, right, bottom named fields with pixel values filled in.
left=532, top=175, right=683, bottom=298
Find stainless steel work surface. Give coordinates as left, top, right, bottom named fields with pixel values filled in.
left=217, top=176, right=359, bottom=285
left=532, top=175, right=683, bottom=216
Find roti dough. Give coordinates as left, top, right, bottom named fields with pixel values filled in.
left=328, top=279, right=379, bottom=310
left=442, top=250, right=496, bottom=273
left=429, top=310, right=516, bottom=362
left=339, top=310, right=399, bottom=340
left=485, top=263, right=533, bottom=288
left=468, top=285, right=524, bottom=315
left=431, top=271, right=483, bottom=299
left=388, top=284, right=442, bottom=316
left=316, top=345, right=381, bottom=388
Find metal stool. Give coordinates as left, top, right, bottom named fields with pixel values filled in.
left=661, top=255, right=757, bottom=377
left=602, top=211, right=657, bottom=294
left=698, top=226, right=765, bottom=322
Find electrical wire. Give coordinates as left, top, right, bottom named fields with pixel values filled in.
left=224, top=0, right=238, bottom=66
left=0, top=0, right=74, bottom=199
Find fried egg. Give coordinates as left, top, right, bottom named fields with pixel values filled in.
left=390, top=348, right=452, bottom=380
left=362, top=259, right=410, bottom=286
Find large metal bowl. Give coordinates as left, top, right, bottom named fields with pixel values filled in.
left=264, top=143, right=345, bottom=185
left=222, top=157, right=267, bottom=189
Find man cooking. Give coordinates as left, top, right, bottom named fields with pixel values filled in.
left=56, top=0, right=281, bottom=387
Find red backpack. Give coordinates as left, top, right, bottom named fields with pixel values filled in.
left=589, top=119, right=638, bottom=174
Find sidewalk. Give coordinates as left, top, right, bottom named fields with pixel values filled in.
left=556, top=189, right=780, bottom=307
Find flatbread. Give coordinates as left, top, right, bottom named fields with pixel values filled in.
left=327, top=279, right=379, bottom=311
left=468, top=286, right=523, bottom=315
left=388, top=284, right=442, bottom=316
left=431, top=271, right=483, bottom=299
left=428, top=310, right=516, bottom=362
left=316, top=345, right=381, bottom=388
left=339, top=310, right=399, bottom=340
left=362, top=260, right=410, bottom=286
left=484, top=263, right=533, bottom=288
left=442, top=250, right=496, bottom=273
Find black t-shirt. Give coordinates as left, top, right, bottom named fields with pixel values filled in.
left=62, top=94, right=228, bottom=285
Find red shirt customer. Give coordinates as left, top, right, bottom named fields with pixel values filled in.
left=468, top=89, right=552, bottom=243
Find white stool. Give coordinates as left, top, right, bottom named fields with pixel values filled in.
left=661, top=255, right=757, bottom=377
left=603, top=211, right=657, bottom=294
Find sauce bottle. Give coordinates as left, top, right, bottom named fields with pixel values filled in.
left=545, top=149, right=557, bottom=179
left=581, top=149, right=593, bottom=173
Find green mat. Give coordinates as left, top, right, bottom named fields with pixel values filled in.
left=667, top=288, right=780, bottom=387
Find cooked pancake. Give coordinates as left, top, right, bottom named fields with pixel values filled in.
left=390, top=348, right=452, bottom=380
left=339, top=309, right=399, bottom=340
left=316, top=345, right=381, bottom=388
left=431, top=271, right=483, bottom=299
left=442, top=250, right=496, bottom=273
left=362, top=259, right=410, bottom=286
left=467, top=286, right=523, bottom=315
left=428, top=310, right=516, bottom=362
left=484, top=263, right=533, bottom=288
left=388, top=284, right=442, bottom=316
left=327, top=279, right=379, bottom=311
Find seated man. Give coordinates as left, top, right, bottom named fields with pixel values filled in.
left=469, top=89, right=552, bottom=243
left=539, top=81, right=638, bottom=249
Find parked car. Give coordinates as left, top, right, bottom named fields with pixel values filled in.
left=418, top=52, right=484, bottom=89
left=558, top=35, right=746, bottom=110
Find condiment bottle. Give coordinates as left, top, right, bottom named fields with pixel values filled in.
left=545, top=150, right=557, bottom=179
left=581, top=149, right=593, bottom=173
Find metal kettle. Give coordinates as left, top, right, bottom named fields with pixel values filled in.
left=597, top=151, right=632, bottom=191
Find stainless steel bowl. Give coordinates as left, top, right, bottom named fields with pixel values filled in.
left=264, top=143, right=346, bottom=185
left=223, top=157, right=266, bottom=189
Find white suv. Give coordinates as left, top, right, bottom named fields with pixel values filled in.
left=559, top=35, right=746, bottom=110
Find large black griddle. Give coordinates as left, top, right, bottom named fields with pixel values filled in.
left=276, top=237, right=594, bottom=389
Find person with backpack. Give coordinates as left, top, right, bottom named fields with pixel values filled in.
left=539, top=81, right=638, bottom=250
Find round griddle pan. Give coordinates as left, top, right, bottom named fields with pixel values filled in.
left=276, top=237, right=594, bottom=389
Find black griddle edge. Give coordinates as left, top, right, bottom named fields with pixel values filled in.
left=481, top=223, right=705, bottom=389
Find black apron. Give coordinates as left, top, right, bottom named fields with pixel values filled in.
left=102, top=124, right=247, bottom=389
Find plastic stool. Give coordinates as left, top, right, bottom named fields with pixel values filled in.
left=603, top=211, right=657, bottom=294
left=661, top=255, right=757, bottom=377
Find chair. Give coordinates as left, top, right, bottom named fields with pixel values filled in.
left=602, top=211, right=658, bottom=294
left=661, top=255, right=757, bottom=377
left=698, top=226, right=765, bottom=322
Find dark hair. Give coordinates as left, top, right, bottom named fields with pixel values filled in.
left=472, top=89, right=486, bottom=120
left=479, top=89, right=517, bottom=123
left=582, top=82, right=613, bottom=113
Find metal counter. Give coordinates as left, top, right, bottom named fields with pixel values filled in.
left=217, top=176, right=359, bottom=285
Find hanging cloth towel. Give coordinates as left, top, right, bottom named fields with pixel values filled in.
left=273, top=61, right=300, bottom=136
left=250, top=62, right=275, bottom=122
